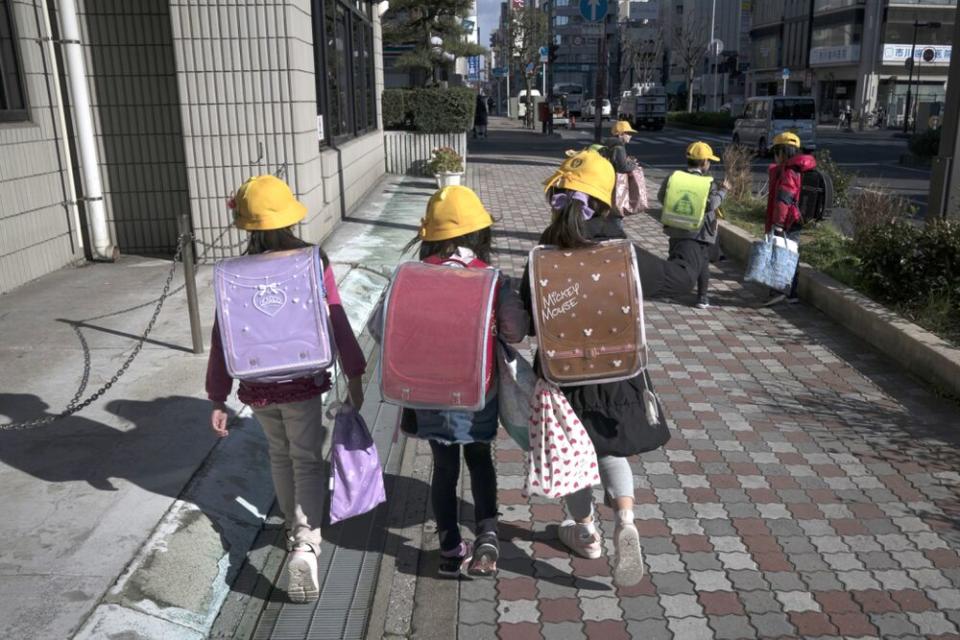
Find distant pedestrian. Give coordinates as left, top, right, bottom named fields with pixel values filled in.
left=762, top=132, right=817, bottom=306
left=371, top=186, right=528, bottom=578
left=207, top=175, right=366, bottom=603
left=474, top=91, right=489, bottom=139
left=657, top=141, right=729, bottom=309
left=601, top=120, right=639, bottom=174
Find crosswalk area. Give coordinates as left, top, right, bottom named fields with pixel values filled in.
left=560, top=127, right=905, bottom=149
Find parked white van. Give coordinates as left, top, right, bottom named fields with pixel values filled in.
left=516, top=89, right=542, bottom=120
left=732, top=96, right=817, bottom=155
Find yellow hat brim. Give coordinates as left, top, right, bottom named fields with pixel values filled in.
left=235, top=201, right=307, bottom=231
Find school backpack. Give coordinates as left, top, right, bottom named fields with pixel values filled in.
left=529, top=240, right=646, bottom=386
left=797, top=167, right=834, bottom=222
left=214, top=246, right=335, bottom=382
left=379, top=258, right=499, bottom=411
left=661, top=171, right=714, bottom=232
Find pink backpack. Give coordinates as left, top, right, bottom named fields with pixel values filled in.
left=380, top=259, right=498, bottom=411
left=214, top=247, right=335, bottom=382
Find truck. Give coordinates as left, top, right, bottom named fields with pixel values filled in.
left=553, top=83, right=585, bottom=117
left=617, top=83, right=667, bottom=130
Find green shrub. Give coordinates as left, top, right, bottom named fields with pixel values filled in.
left=813, top=149, right=853, bottom=207
left=667, top=111, right=737, bottom=131
left=855, top=219, right=960, bottom=310
left=409, top=87, right=476, bottom=133
left=801, top=225, right=860, bottom=288
left=382, top=87, right=476, bottom=133
left=425, top=146, right=464, bottom=174
left=381, top=89, right=411, bottom=130
left=908, top=128, right=941, bottom=157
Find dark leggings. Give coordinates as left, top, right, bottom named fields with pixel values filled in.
left=636, top=239, right=710, bottom=299
left=429, top=440, right=498, bottom=552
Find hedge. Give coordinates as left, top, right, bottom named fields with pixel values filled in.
left=381, top=87, right=476, bottom=134
left=667, top=111, right=737, bottom=131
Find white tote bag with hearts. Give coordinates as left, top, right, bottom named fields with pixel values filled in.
left=525, top=379, right=601, bottom=499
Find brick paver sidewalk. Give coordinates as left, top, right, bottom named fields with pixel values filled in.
left=436, top=118, right=960, bottom=640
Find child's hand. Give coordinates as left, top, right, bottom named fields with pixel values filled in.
left=347, top=377, right=365, bottom=412
left=210, top=402, right=230, bottom=438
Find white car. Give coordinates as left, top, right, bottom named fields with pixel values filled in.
left=582, top=99, right=611, bottom=121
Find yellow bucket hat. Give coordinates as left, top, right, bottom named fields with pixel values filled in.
left=233, top=175, right=307, bottom=231
left=543, top=149, right=615, bottom=207
left=686, top=141, right=720, bottom=162
left=773, top=131, right=801, bottom=148
left=611, top=120, right=638, bottom=135
left=420, top=185, right=494, bottom=241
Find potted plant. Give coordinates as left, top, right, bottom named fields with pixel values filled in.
left=426, top=146, right=464, bottom=188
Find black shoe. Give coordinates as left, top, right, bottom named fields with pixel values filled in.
left=468, top=533, right=499, bottom=577
left=437, top=542, right=472, bottom=578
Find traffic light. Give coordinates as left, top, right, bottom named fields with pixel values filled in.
left=549, top=44, right=559, bottom=63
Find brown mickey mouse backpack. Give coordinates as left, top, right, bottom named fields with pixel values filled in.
left=528, top=239, right=646, bottom=385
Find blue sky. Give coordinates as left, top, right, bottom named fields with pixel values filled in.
left=477, top=0, right=500, bottom=47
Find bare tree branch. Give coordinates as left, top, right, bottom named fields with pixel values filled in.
left=672, top=11, right=709, bottom=112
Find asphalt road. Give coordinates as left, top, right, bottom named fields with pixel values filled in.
left=558, top=125, right=932, bottom=216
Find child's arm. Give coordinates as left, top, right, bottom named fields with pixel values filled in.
left=206, top=318, right=232, bottom=437
left=496, top=276, right=530, bottom=344
left=324, top=266, right=367, bottom=409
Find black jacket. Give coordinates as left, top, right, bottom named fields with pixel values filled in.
left=520, top=217, right=672, bottom=456
left=602, top=137, right=637, bottom=173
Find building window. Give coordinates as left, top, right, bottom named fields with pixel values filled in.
left=313, top=0, right=377, bottom=145
left=555, top=15, right=569, bottom=26
left=0, top=0, right=28, bottom=123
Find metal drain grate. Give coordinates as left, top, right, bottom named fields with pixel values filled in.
left=251, top=363, right=404, bottom=640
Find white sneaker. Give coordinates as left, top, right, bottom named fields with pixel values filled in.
left=287, top=545, right=319, bottom=603
left=558, top=520, right=602, bottom=559
left=762, top=293, right=787, bottom=307
left=613, top=522, right=644, bottom=587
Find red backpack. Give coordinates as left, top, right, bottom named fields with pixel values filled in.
left=379, top=255, right=498, bottom=411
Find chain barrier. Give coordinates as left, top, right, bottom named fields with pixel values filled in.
left=2, top=159, right=297, bottom=429
left=1, top=235, right=188, bottom=430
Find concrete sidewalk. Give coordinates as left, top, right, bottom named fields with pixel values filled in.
left=0, top=174, right=426, bottom=639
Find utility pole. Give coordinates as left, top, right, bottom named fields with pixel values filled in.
left=595, top=17, right=608, bottom=143
left=929, top=0, right=960, bottom=220
left=710, top=0, right=717, bottom=112
left=547, top=0, right=555, bottom=98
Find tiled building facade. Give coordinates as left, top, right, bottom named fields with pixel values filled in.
left=0, top=0, right=386, bottom=294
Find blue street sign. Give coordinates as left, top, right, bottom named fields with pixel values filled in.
left=539, top=46, right=549, bottom=56
left=468, top=56, right=480, bottom=81
left=579, top=0, right=608, bottom=22
left=492, top=67, right=506, bottom=77
left=781, top=67, right=790, bottom=80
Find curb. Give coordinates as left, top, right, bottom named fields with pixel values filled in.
left=719, top=221, right=960, bottom=400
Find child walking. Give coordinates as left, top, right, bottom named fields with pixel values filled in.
left=657, top=141, right=729, bottom=309
left=206, top=175, right=366, bottom=603
left=521, top=150, right=676, bottom=587
left=375, top=185, right=528, bottom=577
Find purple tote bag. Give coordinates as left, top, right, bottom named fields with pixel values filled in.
left=329, top=406, right=386, bottom=524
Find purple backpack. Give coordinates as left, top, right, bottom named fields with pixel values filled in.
left=329, top=406, right=386, bottom=524
left=214, top=247, right=335, bottom=382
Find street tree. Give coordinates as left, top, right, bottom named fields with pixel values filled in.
left=504, top=3, right=548, bottom=127
left=672, top=11, right=709, bottom=112
left=383, top=0, right=485, bottom=84
left=622, top=29, right=664, bottom=88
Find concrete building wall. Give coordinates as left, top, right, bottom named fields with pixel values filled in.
left=0, top=0, right=81, bottom=294
left=76, top=0, right=188, bottom=256
left=168, top=0, right=385, bottom=260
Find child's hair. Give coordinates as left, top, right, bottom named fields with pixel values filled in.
left=417, top=227, right=493, bottom=264
left=246, top=226, right=329, bottom=268
left=773, top=145, right=799, bottom=162
left=687, top=158, right=708, bottom=169
left=539, top=187, right=611, bottom=249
